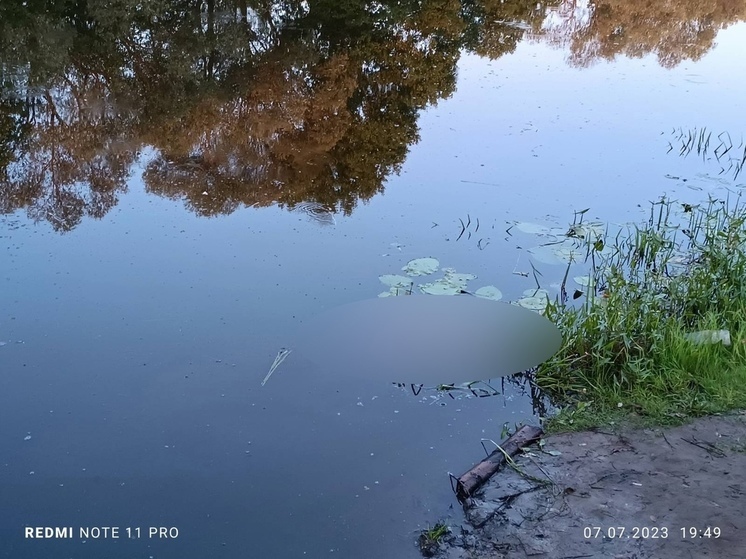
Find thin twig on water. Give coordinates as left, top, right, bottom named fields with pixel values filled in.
left=261, top=348, right=292, bottom=386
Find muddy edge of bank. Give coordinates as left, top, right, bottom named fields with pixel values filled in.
left=426, top=412, right=746, bottom=559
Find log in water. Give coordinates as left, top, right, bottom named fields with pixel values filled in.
left=454, top=424, right=544, bottom=502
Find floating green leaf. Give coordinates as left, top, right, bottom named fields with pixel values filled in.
left=443, top=268, right=477, bottom=286
left=474, top=285, right=503, bottom=301
left=419, top=280, right=461, bottom=296
left=402, top=257, right=440, bottom=276
left=517, top=296, right=549, bottom=311
left=378, top=288, right=406, bottom=297
left=527, top=245, right=565, bottom=265
left=523, top=288, right=549, bottom=298
left=378, top=283, right=413, bottom=297
left=553, top=246, right=583, bottom=263
left=379, top=274, right=414, bottom=288
left=527, top=242, right=582, bottom=265
left=567, top=221, right=605, bottom=239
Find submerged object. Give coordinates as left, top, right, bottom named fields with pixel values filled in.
left=294, top=296, right=562, bottom=385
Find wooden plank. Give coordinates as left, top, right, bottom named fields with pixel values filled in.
left=454, top=424, right=543, bottom=502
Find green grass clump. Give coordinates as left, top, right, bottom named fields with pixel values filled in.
left=425, top=522, right=449, bottom=541
left=537, top=196, right=746, bottom=431
left=418, top=522, right=450, bottom=556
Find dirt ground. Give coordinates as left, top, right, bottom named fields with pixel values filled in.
left=432, top=412, right=746, bottom=559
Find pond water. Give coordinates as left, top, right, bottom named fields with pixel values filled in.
left=2, top=2, right=746, bottom=558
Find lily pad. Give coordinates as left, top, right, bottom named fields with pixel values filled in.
left=402, top=257, right=440, bottom=276
left=526, top=245, right=565, bottom=265
left=517, top=296, right=549, bottom=311
left=475, top=285, right=503, bottom=301
left=522, top=288, right=549, bottom=298
left=553, top=246, right=583, bottom=263
left=414, top=267, right=478, bottom=295
left=379, top=274, right=414, bottom=288
left=527, top=241, right=582, bottom=265
left=378, top=286, right=410, bottom=297
left=443, top=268, right=477, bottom=286
left=567, top=221, right=605, bottom=239
left=419, top=280, right=461, bottom=296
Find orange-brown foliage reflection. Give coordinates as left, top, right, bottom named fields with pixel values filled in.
left=543, top=0, right=746, bottom=67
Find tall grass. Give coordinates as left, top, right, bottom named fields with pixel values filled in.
left=537, top=197, right=746, bottom=430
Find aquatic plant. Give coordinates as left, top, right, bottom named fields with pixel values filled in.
left=537, top=196, right=746, bottom=429
left=668, top=127, right=746, bottom=180
left=418, top=522, right=450, bottom=557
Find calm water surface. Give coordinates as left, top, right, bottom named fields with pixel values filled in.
left=2, top=2, right=746, bottom=557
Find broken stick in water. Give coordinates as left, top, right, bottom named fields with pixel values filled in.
left=261, top=348, right=292, bottom=386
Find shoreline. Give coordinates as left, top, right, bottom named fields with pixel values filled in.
left=428, top=412, right=746, bottom=559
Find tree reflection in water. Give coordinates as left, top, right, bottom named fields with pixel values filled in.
left=1, top=0, right=744, bottom=231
